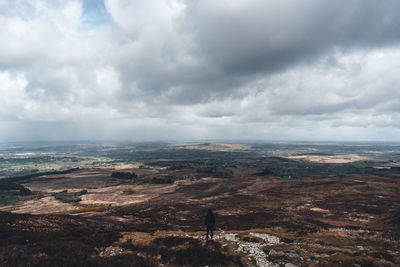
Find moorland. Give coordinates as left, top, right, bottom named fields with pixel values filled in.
left=0, top=141, right=399, bottom=266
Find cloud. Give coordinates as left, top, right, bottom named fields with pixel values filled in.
left=1, top=0, right=400, bottom=141
left=182, top=0, right=400, bottom=74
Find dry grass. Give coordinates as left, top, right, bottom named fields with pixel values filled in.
left=288, top=154, right=368, bottom=163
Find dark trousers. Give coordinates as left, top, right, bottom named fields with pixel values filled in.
left=206, top=224, right=214, bottom=240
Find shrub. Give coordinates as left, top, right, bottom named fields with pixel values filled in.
left=150, top=177, right=174, bottom=184
left=196, top=166, right=233, bottom=178
left=111, top=172, right=137, bottom=180
left=54, top=190, right=88, bottom=203
left=19, top=186, right=32, bottom=196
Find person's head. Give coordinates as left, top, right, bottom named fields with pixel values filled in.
left=207, top=209, right=213, bottom=215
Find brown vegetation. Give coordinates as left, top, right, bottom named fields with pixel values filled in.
left=0, top=163, right=399, bottom=266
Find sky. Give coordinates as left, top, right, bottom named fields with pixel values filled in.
left=1, top=0, right=400, bottom=142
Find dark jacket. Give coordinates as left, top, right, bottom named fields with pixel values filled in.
left=205, top=213, right=215, bottom=225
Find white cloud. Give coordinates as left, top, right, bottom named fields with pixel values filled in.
left=0, top=72, right=31, bottom=120
left=1, top=0, right=400, bottom=141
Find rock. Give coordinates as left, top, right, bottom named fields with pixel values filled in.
left=223, top=233, right=239, bottom=242
left=250, top=232, right=280, bottom=244
left=328, top=250, right=337, bottom=255
left=269, top=249, right=285, bottom=258
left=356, top=246, right=365, bottom=251
left=287, top=252, right=300, bottom=259
left=196, top=231, right=279, bottom=267
left=285, top=263, right=298, bottom=267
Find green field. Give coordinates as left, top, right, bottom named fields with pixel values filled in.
left=0, top=195, right=18, bottom=206
left=0, top=155, right=115, bottom=178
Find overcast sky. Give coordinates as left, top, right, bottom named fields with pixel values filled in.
left=1, top=0, right=400, bottom=142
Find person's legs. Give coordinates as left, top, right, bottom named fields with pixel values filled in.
left=210, top=225, right=214, bottom=239
left=206, top=225, right=210, bottom=240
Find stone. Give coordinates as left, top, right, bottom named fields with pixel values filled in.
left=287, top=252, right=300, bottom=259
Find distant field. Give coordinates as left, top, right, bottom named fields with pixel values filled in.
left=0, top=195, right=18, bottom=206
left=181, top=143, right=251, bottom=151
left=0, top=155, right=116, bottom=178
left=287, top=154, right=368, bottom=163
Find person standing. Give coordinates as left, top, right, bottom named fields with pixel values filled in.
left=205, top=209, right=215, bottom=240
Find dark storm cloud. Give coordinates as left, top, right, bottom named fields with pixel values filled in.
left=102, top=0, right=400, bottom=107
left=178, top=0, right=400, bottom=83
left=187, top=0, right=400, bottom=71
